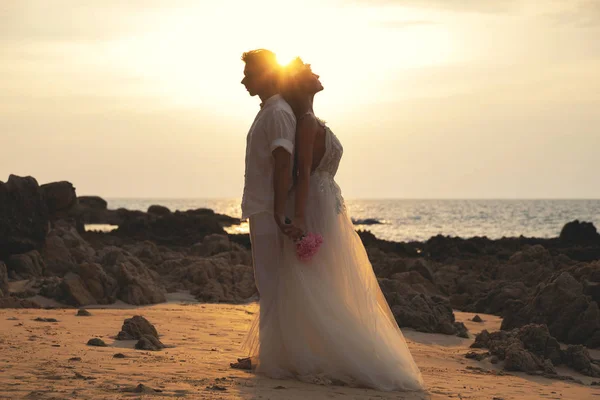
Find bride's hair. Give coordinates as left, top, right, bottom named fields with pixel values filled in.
left=280, top=57, right=309, bottom=102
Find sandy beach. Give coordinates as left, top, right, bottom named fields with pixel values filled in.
left=1, top=294, right=597, bottom=400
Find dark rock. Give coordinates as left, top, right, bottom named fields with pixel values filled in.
left=34, top=317, right=58, bottom=322
left=386, top=292, right=468, bottom=337
left=564, top=345, right=600, bottom=377
left=472, top=282, right=528, bottom=315
left=115, top=211, right=227, bottom=247
left=40, top=181, right=77, bottom=217
left=6, top=250, right=46, bottom=279
left=76, top=309, right=91, bottom=317
left=42, top=226, right=95, bottom=276
left=408, top=259, right=434, bottom=282
left=455, top=322, right=469, bottom=338
left=504, top=343, right=544, bottom=372
left=543, top=359, right=557, bottom=375
left=0, top=297, right=41, bottom=308
left=147, top=205, right=171, bottom=216
left=472, top=315, right=483, bottom=323
left=121, top=384, right=162, bottom=393
left=490, top=355, right=499, bottom=364
left=560, top=220, right=599, bottom=244
left=69, top=357, right=82, bottom=362
left=77, top=196, right=107, bottom=210
left=113, top=353, right=126, bottom=358
left=168, top=257, right=256, bottom=303
left=517, top=324, right=563, bottom=365
left=76, top=262, right=119, bottom=304
left=0, top=262, right=8, bottom=297
left=351, top=218, right=383, bottom=225
left=116, top=316, right=158, bottom=340
left=499, top=245, right=555, bottom=287
left=99, top=248, right=166, bottom=305
left=466, top=351, right=490, bottom=361
left=0, top=175, right=49, bottom=258
left=87, top=338, right=107, bottom=347
left=190, top=234, right=247, bottom=258
left=60, top=273, right=97, bottom=306
left=135, top=334, right=165, bottom=351
left=502, top=272, right=600, bottom=347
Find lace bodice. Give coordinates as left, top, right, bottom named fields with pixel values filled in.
left=311, top=118, right=346, bottom=214
left=314, top=124, right=343, bottom=178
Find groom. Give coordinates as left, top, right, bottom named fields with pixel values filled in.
left=231, top=49, right=297, bottom=370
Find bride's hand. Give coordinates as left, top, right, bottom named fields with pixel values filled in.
left=289, top=217, right=306, bottom=242
left=274, top=214, right=296, bottom=237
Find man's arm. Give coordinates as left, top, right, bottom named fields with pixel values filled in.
left=266, top=109, right=296, bottom=235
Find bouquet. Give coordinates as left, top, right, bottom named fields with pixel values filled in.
left=295, top=232, right=323, bottom=262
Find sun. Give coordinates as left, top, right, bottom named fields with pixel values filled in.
left=276, top=52, right=297, bottom=67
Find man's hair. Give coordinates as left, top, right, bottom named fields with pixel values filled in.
left=241, top=49, right=278, bottom=68
left=241, top=49, right=281, bottom=86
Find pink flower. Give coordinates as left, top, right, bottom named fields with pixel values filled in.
left=295, top=232, right=324, bottom=262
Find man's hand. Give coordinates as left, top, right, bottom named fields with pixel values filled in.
left=274, top=214, right=304, bottom=241
left=288, top=216, right=306, bottom=242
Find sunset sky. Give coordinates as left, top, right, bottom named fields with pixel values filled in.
left=1, top=0, right=599, bottom=199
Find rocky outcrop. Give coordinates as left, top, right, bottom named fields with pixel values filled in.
left=78, top=196, right=107, bottom=210
left=471, top=324, right=600, bottom=377
left=384, top=292, right=468, bottom=337
left=0, top=175, right=49, bottom=258
left=167, top=257, right=255, bottom=303
left=0, top=296, right=41, bottom=308
left=147, top=205, right=171, bottom=216
left=98, top=247, right=166, bottom=305
left=6, top=250, right=46, bottom=280
left=501, top=272, right=600, bottom=348
left=40, top=181, right=77, bottom=217
left=560, top=220, right=600, bottom=244
left=42, top=225, right=95, bottom=276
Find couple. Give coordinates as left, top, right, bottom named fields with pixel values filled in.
left=233, top=48, right=425, bottom=393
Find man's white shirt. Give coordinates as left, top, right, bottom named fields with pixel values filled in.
left=241, top=94, right=296, bottom=220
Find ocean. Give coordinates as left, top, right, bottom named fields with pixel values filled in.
left=103, top=198, right=600, bottom=242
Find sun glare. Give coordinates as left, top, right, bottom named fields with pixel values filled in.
left=102, top=2, right=455, bottom=108
left=276, top=53, right=297, bottom=67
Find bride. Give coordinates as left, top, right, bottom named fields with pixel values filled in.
left=240, top=57, right=425, bottom=392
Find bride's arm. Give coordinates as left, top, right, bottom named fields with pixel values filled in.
left=292, top=115, right=318, bottom=237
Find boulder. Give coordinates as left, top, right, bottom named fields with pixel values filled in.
left=560, top=220, right=599, bottom=244
left=40, top=181, right=77, bottom=216
left=501, top=272, right=600, bottom=347
left=135, top=334, right=165, bottom=351
left=0, top=296, right=41, bottom=308
left=504, top=342, right=544, bottom=372
left=386, top=292, right=468, bottom=337
left=99, top=247, right=166, bottom=305
left=0, top=175, right=49, bottom=258
left=564, top=345, right=600, bottom=378
left=147, top=205, right=171, bottom=216
left=77, top=196, right=107, bottom=210
left=168, top=257, right=256, bottom=303
left=6, top=250, right=45, bottom=279
left=116, top=316, right=158, bottom=340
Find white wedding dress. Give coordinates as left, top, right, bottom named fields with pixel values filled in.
left=242, top=118, right=425, bottom=392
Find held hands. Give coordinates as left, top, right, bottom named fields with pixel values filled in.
left=274, top=214, right=305, bottom=241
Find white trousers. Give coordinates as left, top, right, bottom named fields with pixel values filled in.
left=248, top=212, right=284, bottom=329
